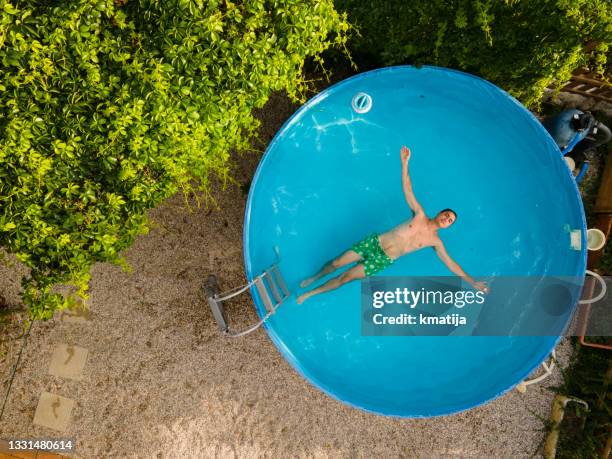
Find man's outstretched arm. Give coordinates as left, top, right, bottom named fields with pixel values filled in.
left=433, top=241, right=489, bottom=292
left=400, top=146, right=423, bottom=215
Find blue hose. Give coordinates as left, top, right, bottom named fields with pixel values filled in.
left=575, top=161, right=590, bottom=184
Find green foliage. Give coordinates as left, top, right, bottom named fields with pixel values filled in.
left=556, top=342, right=611, bottom=458
left=0, top=0, right=348, bottom=319
left=599, top=244, right=612, bottom=275
left=336, top=0, right=612, bottom=106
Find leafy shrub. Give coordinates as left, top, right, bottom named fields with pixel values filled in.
left=0, top=0, right=348, bottom=319
left=335, top=0, right=612, bottom=106
left=556, top=342, right=611, bottom=458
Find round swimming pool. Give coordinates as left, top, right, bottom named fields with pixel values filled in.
left=243, top=66, right=587, bottom=417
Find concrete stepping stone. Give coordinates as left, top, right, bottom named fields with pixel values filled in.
left=32, top=392, right=74, bottom=432
left=59, top=300, right=90, bottom=324
left=48, top=345, right=87, bottom=381
left=0, top=444, right=38, bottom=458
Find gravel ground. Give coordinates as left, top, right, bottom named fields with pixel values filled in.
left=0, top=91, right=575, bottom=458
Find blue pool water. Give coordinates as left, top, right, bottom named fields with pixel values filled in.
left=243, top=66, right=586, bottom=417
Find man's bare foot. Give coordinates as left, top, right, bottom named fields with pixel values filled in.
left=300, top=277, right=315, bottom=288
left=297, top=292, right=312, bottom=304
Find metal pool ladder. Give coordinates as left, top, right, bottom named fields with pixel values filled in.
left=205, top=264, right=290, bottom=338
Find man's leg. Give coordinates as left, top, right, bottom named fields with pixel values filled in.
left=297, top=264, right=365, bottom=304
left=300, top=250, right=362, bottom=288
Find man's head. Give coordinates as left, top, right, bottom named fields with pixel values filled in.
left=435, top=208, right=457, bottom=228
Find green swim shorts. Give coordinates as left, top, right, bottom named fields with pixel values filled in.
left=352, top=233, right=394, bottom=277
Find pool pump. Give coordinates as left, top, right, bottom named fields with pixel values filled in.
left=543, top=109, right=611, bottom=183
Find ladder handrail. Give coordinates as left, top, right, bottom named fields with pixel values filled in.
left=214, top=273, right=266, bottom=302
left=206, top=262, right=290, bottom=338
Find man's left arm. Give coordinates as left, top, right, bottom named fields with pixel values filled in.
left=433, top=242, right=488, bottom=293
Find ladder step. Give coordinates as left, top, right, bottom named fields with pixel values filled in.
left=255, top=276, right=275, bottom=313
left=265, top=270, right=283, bottom=303
left=271, top=265, right=290, bottom=298
left=205, top=275, right=228, bottom=333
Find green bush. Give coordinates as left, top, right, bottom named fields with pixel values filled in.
left=556, top=342, right=611, bottom=458
left=0, top=0, right=348, bottom=319
left=336, top=0, right=611, bottom=107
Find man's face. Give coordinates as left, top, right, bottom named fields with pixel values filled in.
left=436, top=210, right=456, bottom=228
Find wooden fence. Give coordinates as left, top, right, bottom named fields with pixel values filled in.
left=559, top=70, right=612, bottom=103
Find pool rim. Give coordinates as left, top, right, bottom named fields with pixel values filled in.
left=242, top=65, right=588, bottom=418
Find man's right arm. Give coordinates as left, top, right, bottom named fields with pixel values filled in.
left=400, top=146, right=423, bottom=215
left=433, top=241, right=489, bottom=293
